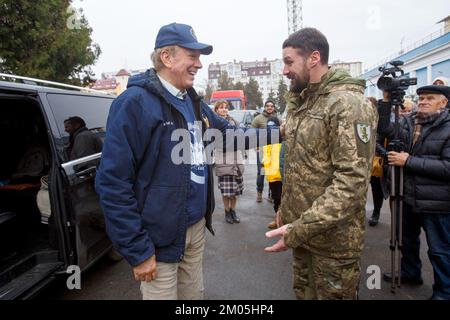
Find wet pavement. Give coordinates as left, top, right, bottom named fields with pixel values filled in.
left=41, top=150, right=433, bottom=300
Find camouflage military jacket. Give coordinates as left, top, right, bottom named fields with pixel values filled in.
left=281, top=68, right=378, bottom=259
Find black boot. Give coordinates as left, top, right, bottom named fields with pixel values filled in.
left=225, top=210, right=234, bottom=224
left=368, top=211, right=380, bottom=226
left=230, top=209, right=240, bottom=223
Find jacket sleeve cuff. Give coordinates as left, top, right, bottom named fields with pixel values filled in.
left=405, top=155, right=421, bottom=173
left=124, top=241, right=155, bottom=267
left=283, top=223, right=301, bottom=248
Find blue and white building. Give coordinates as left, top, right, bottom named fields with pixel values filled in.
left=361, top=15, right=450, bottom=98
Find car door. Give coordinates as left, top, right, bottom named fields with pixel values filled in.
left=0, top=90, right=67, bottom=300
left=244, top=112, right=253, bottom=128
left=43, top=92, right=114, bottom=270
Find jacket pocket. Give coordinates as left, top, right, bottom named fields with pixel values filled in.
left=141, top=186, right=184, bottom=247
left=296, top=112, right=327, bottom=152
left=305, top=111, right=326, bottom=120
left=309, top=226, right=343, bottom=253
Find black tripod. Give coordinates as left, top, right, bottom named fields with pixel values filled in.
left=388, top=101, right=405, bottom=293
left=376, top=60, right=417, bottom=293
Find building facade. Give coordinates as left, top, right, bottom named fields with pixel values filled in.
left=91, top=78, right=120, bottom=96
left=331, top=60, right=362, bottom=78
left=208, top=58, right=363, bottom=102
left=361, top=16, right=450, bottom=99
left=92, top=68, right=146, bottom=95
left=208, top=58, right=290, bottom=103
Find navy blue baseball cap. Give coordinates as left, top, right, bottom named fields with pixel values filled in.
left=155, top=23, right=213, bottom=55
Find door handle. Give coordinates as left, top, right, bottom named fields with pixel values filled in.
left=75, top=166, right=97, bottom=178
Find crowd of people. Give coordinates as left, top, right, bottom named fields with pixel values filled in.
left=94, top=22, right=450, bottom=300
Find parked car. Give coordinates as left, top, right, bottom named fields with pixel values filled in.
left=0, top=76, right=117, bottom=299
left=228, top=110, right=255, bottom=129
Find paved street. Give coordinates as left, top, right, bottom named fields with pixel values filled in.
left=41, top=150, right=433, bottom=300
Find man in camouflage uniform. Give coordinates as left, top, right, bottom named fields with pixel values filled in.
left=265, top=28, right=378, bottom=300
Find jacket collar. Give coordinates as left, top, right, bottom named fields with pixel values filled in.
left=70, top=126, right=88, bottom=140
left=262, top=110, right=277, bottom=117
left=409, top=109, right=450, bottom=152
left=157, top=74, right=187, bottom=100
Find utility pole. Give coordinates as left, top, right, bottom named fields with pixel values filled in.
left=287, top=0, right=303, bottom=35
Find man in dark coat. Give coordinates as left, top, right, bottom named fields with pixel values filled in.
left=377, top=85, right=450, bottom=300
left=64, top=116, right=102, bottom=160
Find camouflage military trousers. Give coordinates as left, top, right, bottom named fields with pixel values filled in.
left=292, top=247, right=361, bottom=300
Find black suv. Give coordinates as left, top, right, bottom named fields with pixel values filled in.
left=0, top=78, right=116, bottom=299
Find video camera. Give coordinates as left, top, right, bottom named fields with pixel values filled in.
left=377, top=60, right=417, bottom=106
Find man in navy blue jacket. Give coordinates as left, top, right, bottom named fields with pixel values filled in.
left=96, top=23, right=277, bottom=300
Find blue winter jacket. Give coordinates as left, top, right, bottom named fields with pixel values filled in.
left=95, top=69, right=277, bottom=266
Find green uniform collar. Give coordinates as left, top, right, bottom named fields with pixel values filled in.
left=285, top=68, right=366, bottom=112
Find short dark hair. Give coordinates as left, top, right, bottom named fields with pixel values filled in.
left=64, top=116, right=86, bottom=128
left=282, top=28, right=329, bottom=65
left=264, top=100, right=276, bottom=106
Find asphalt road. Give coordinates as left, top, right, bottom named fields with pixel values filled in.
left=40, top=150, right=433, bottom=300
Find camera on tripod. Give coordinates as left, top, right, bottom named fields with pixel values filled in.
left=377, top=60, right=417, bottom=106
left=376, top=62, right=418, bottom=293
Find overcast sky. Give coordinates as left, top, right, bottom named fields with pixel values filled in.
left=73, top=0, right=449, bottom=86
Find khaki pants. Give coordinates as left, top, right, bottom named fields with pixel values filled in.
left=292, top=247, right=361, bottom=300
left=140, top=218, right=206, bottom=300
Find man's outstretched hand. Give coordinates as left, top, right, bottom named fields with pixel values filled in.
left=264, top=224, right=289, bottom=253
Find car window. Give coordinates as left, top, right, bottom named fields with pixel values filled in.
left=245, top=112, right=252, bottom=124
left=228, top=101, right=242, bottom=111
left=46, top=94, right=113, bottom=137
left=46, top=93, right=113, bottom=161
left=228, top=110, right=245, bottom=123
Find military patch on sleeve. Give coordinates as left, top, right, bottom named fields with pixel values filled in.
left=354, top=122, right=372, bottom=158
left=356, top=123, right=371, bottom=144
